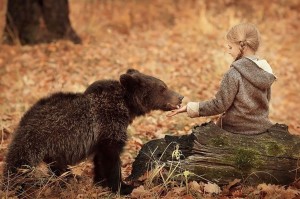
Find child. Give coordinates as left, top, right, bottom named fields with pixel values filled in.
left=168, top=23, right=276, bottom=134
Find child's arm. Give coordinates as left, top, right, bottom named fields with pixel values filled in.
left=167, top=102, right=200, bottom=117
left=198, top=68, right=239, bottom=117
left=167, top=68, right=239, bottom=118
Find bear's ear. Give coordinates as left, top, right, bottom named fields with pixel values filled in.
left=120, top=73, right=139, bottom=90
left=126, top=69, right=139, bottom=74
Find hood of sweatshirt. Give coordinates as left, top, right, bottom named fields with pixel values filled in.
left=231, top=56, right=276, bottom=90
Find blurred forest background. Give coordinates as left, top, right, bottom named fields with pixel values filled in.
left=0, top=0, right=299, bottom=198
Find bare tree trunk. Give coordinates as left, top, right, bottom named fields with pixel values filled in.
left=0, top=0, right=7, bottom=40
left=2, top=0, right=81, bottom=45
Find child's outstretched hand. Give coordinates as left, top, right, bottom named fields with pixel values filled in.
left=167, top=105, right=187, bottom=117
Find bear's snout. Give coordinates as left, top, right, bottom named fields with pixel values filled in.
left=164, top=93, right=184, bottom=111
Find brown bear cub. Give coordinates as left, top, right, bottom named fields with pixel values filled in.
left=4, top=69, right=183, bottom=195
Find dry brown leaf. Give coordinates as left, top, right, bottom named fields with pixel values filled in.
left=204, top=182, right=221, bottom=194
left=189, top=181, right=201, bottom=192
left=181, top=194, right=194, bottom=199
left=222, top=178, right=241, bottom=194
left=172, top=186, right=186, bottom=195
left=131, top=185, right=152, bottom=198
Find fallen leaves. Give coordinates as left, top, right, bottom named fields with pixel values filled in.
left=0, top=0, right=299, bottom=198
left=256, top=183, right=300, bottom=199
left=131, top=185, right=153, bottom=198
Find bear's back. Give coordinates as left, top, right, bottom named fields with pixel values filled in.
left=19, top=92, right=86, bottom=128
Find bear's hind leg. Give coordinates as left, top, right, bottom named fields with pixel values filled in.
left=3, top=146, right=42, bottom=191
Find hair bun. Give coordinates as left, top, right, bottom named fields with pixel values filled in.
left=239, top=40, right=247, bottom=47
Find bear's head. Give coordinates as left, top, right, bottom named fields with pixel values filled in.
left=120, top=69, right=183, bottom=114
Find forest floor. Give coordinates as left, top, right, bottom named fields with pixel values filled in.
left=0, top=0, right=300, bottom=198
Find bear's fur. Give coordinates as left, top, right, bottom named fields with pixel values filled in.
left=3, top=69, right=183, bottom=195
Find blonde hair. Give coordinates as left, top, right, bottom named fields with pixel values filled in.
left=226, top=23, right=261, bottom=60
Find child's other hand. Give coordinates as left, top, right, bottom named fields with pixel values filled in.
left=167, top=105, right=187, bottom=117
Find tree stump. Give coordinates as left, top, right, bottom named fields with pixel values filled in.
left=128, top=122, right=300, bottom=186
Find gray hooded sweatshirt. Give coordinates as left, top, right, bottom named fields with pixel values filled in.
left=187, top=56, right=276, bottom=134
